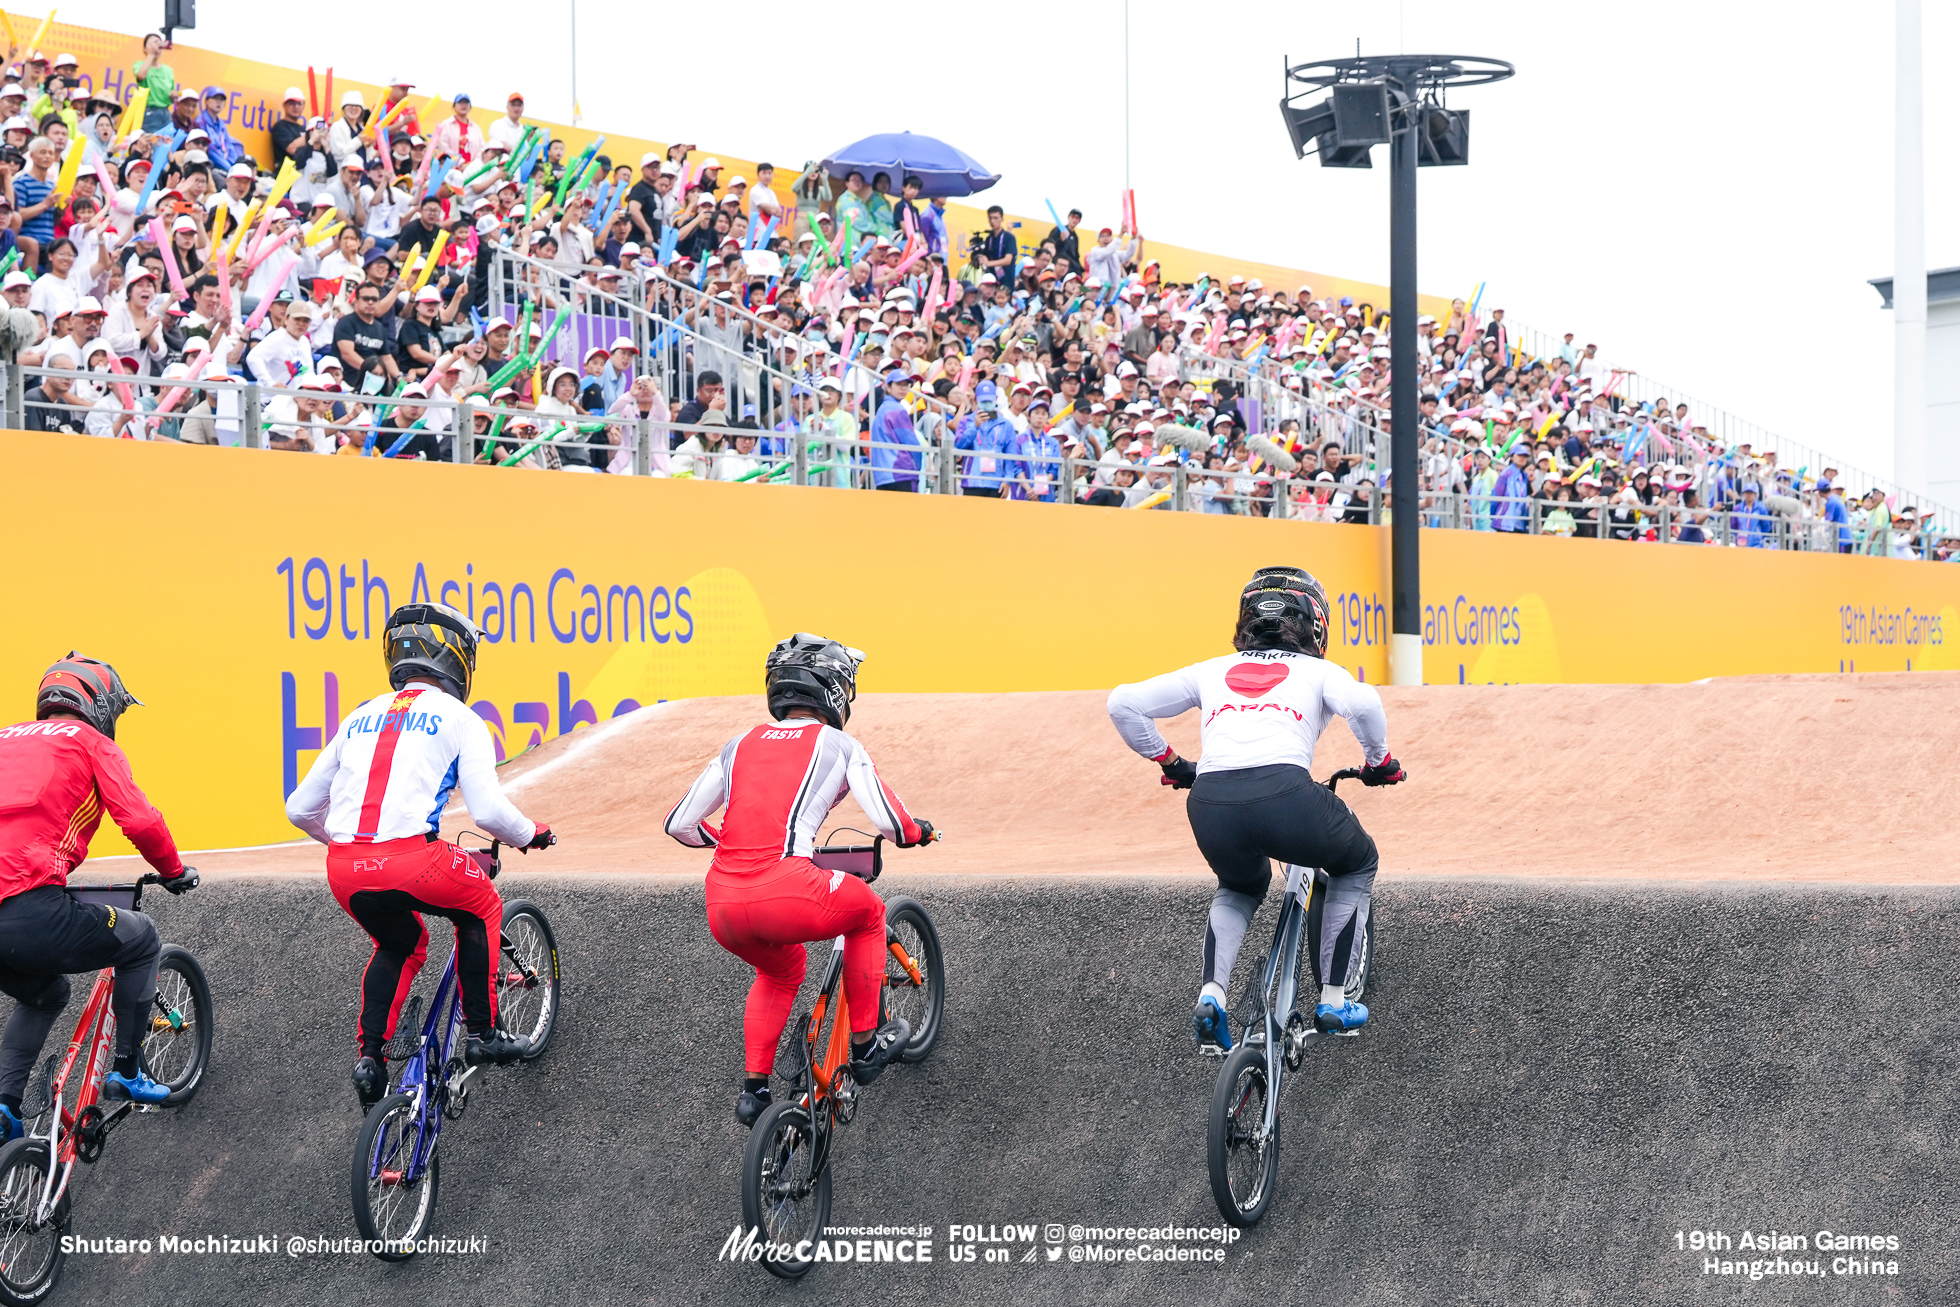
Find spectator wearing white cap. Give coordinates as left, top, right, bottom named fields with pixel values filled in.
left=207, top=161, right=257, bottom=230
left=247, top=297, right=318, bottom=387
left=326, top=89, right=368, bottom=169
left=320, top=154, right=372, bottom=235
left=265, top=374, right=355, bottom=454
left=270, top=87, right=313, bottom=166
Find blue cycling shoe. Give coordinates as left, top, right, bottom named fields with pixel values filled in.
left=1314, top=999, right=1369, bottom=1035
left=0, top=1105, right=20, bottom=1141
left=103, top=1069, right=171, bottom=1104
left=1193, top=995, right=1233, bottom=1055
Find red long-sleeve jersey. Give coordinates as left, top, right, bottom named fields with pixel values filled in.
left=0, top=719, right=183, bottom=898
left=664, top=718, right=924, bottom=875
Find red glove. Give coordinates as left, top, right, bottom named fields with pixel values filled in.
left=1359, top=755, right=1407, bottom=787
left=523, top=825, right=556, bottom=852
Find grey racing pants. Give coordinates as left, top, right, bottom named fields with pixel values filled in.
left=1186, top=763, right=1378, bottom=996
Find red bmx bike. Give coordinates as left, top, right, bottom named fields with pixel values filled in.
left=0, top=872, right=214, bottom=1305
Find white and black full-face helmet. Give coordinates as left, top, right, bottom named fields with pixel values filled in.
left=764, top=633, right=865, bottom=729
left=1233, top=566, right=1331, bottom=657
left=383, top=602, right=481, bottom=700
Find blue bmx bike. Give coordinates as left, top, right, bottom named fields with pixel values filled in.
left=348, top=841, right=560, bottom=1260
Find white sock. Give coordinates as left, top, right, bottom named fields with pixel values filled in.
left=1200, top=982, right=1227, bottom=1009
left=1320, top=984, right=1345, bottom=1007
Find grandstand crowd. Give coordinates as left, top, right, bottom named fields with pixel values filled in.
left=0, top=34, right=1947, bottom=558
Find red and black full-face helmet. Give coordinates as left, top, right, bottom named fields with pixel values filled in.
left=36, top=653, right=142, bottom=739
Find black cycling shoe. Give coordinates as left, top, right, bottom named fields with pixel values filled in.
left=847, top=1018, right=911, bottom=1086
left=353, top=1057, right=387, bottom=1109
left=463, top=1032, right=525, bottom=1066
left=736, top=1084, right=773, bottom=1128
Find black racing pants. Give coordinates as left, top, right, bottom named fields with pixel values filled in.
left=1186, top=763, right=1378, bottom=996
left=0, top=885, right=162, bottom=1098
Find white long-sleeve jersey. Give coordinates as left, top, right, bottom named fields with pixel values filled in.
left=285, top=684, right=536, bottom=847
left=1107, top=651, right=1388, bottom=777
left=664, top=719, right=924, bottom=875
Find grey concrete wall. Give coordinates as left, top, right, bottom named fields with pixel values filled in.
left=28, top=874, right=1960, bottom=1305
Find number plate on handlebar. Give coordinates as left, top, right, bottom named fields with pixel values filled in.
left=66, top=885, right=141, bottom=911
left=812, top=840, right=882, bottom=884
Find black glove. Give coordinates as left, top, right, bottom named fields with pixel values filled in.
left=903, top=819, right=936, bottom=848
left=1160, top=756, right=1197, bottom=790
left=523, top=825, right=556, bottom=852
left=163, top=867, right=199, bottom=895
left=1359, top=754, right=1407, bottom=787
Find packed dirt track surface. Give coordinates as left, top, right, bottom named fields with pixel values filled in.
left=162, top=670, right=1960, bottom=883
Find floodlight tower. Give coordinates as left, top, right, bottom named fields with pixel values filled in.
left=1280, top=54, right=1513, bottom=686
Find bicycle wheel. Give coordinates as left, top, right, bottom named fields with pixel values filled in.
left=1207, top=1043, right=1280, bottom=1227
left=497, top=900, right=560, bottom=1061
left=0, top=1139, right=65, bottom=1306
left=350, top=1092, right=440, bottom=1261
left=140, top=946, right=214, bottom=1107
left=741, top=1099, right=831, bottom=1280
left=882, top=897, right=944, bottom=1064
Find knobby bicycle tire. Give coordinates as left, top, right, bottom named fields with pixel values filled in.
left=350, top=1091, right=440, bottom=1260
left=881, top=897, right=944, bottom=1063
left=142, top=946, right=214, bottom=1107
left=1208, top=1043, right=1280, bottom=1228
left=0, top=1138, right=65, bottom=1307
left=497, top=900, right=561, bottom=1060
left=741, top=1099, right=831, bottom=1280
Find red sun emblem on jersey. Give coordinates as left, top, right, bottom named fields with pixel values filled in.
left=1224, top=662, right=1291, bottom=698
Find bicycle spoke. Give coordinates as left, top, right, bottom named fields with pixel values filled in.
left=1225, top=1066, right=1270, bottom=1211
left=142, top=970, right=196, bottom=1084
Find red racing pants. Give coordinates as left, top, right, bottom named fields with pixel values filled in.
left=706, top=856, right=886, bottom=1075
left=327, top=835, right=504, bottom=1059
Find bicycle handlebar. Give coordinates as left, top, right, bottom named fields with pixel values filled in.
left=1325, top=768, right=1362, bottom=792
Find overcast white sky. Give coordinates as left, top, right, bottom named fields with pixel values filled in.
left=78, top=0, right=1956, bottom=481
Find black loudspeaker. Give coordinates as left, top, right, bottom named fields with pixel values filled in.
left=1418, top=107, right=1469, bottom=166
left=1280, top=98, right=1336, bottom=160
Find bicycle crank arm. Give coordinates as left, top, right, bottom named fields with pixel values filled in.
left=76, top=1101, right=135, bottom=1163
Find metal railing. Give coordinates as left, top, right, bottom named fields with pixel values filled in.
left=12, top=358, right=1944, bottom=557
left=485, top=247, right=806, bottom=430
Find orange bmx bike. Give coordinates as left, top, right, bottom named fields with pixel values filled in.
left=738, top=832, right=945, bottom=1280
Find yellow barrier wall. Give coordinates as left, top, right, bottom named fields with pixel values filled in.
left=5, top=431, right=1956, bottom=852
